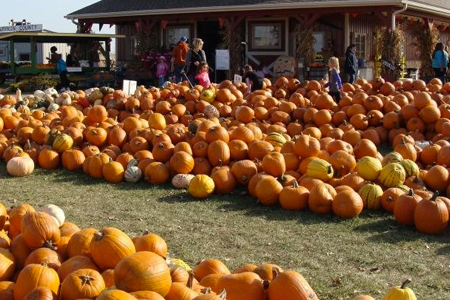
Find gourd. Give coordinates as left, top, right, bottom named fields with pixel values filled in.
left=124, top=159, right=142, bottom=183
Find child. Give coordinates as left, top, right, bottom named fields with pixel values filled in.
left=195, top=62, right=211, bottom=88
left=242, top=64, right=264, bottom=95
left=324, top=56, right=343, bottom=103
left=156, top=56, right=169, bottom=87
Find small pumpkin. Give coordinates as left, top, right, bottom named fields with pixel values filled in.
left=382, top=279, right=417, bottom=300
left=268, top=269, right=319, bottom=300
left=172, top=174, right=195, bottom=189
left=188, top=175, right=215, bottom=199
left=59, top=268, right=106, bottom=300
left=400, top=159, right=420, bottom=178
left=6, top=156, right=34, bottom=177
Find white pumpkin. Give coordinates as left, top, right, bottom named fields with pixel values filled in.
left=172, top=174, right=195, bottom=189
left=34, top=90, right=45, bottom=99
left=41, top=204, right=65, bottom=227
left=55, top=92, right=72, bottom=106
left=47, top=103, right=59, bottom=112
left=124, top=159, right=142, bottom=183
left=44, top=87, right=58, bottom=98
left=7, top=156, right=34, bottom=177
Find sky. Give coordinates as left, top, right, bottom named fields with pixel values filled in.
left=0, top=0, right=114, bottom=34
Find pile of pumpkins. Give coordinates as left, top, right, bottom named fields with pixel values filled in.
left=0, top=76, right=449, bottom=234
left=0, top=201, right=418, bottom=299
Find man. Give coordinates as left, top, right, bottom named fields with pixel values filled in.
left=171, top=36, right=189, bottom=83
left=344, top=44, right=358, bottom=84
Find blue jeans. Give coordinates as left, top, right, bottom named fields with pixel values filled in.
left=174, top=65, right=184, bottom=83
left=158, top=76, right=166, bottom=87
left=347, top=73, right=356, bottom=84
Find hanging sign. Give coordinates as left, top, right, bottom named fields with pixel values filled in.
left=215, top=49, right=230, bottom=70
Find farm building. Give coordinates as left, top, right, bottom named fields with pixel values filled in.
left=0, top=20, right=71, bottom=64
left=66, top=0, right=450, bottom=82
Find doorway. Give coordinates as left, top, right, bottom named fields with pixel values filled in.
left=197, top=21, right=226, bottom=83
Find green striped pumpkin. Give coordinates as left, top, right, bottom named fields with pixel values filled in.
left=379, top=163, right=406, bottom=188
left=52, top=133, right=74, bottom=153
left=358, top=182, right=383, bottom=210
left=264, top=132, right=287, bottom=148
left=400, top=159, right=420, bottom=178
left=306, top=158, right=334, bottom=182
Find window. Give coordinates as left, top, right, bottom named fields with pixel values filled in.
left=248, top=20, right=286, bottom=51
left=354, top=33, right=367, bottom=60
left=19, top=53, right=30, bottom=61
left=165, top=25, right=191, bottom=49
left=312, top=32, right=324, bottom=53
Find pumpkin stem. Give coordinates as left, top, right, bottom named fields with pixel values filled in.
left=218, top=289, right=227, bottom=299
left=44, top=240, right=58, bottom=251
left=187, top=271, right=194, bottom=289
left=431, top=191, right=439, bottom=201
left=400, top=279, right=412, bottom=289
left=79, top=275, right=94, bottom=285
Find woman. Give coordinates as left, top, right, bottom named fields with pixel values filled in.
left=344, top=44, right=358, bottom=84
left=432, top=42, right=447, bottom=82
left=183, top=38, right=207, bottom=85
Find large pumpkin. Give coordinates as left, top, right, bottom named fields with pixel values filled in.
left=21, top=211, right=60, bottom=250
left=414, top=192, right=449, bottom=234
left=308, top=182, right=336, bottom=214
left=332, top=188, right=364, bottom=218
left=59, top=268, right=106, bottom=300
left=193, top=258, right=230, bottom=282
left=90, top=227, right=136, bottom=270
left=114, top=251, right=171, bottom=296
left=268, top=270, right=319, bottom=300
left=216, top=272, right=265, bottom=300
left=13, top=263, right=60, bottom=300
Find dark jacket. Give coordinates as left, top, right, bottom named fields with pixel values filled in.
left=183, top=49, right=206, bottom=75
left=344, top=49, right=358, bottom=75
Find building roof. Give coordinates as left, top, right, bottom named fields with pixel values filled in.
left=0, top=32, right=125, bottom=43
left=66, top=0, right=450, bottom=20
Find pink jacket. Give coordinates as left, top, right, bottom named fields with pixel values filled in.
left=195, top=71, right=211, bottom=87
left=156, top=62, right=169, bottom=77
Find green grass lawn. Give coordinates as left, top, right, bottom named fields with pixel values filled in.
left=1, top=163, right=449, bottom=300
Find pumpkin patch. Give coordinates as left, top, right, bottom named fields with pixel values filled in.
left=1, top=75, right=450, bottom=298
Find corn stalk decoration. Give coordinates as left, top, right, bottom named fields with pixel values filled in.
left=407, top=21, right=439, bottom=78
left=374, top=26, right=405, bottom=80
left=294, top=25, right=316, bottom=66
left=219, top=21, right=243, bottom=76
